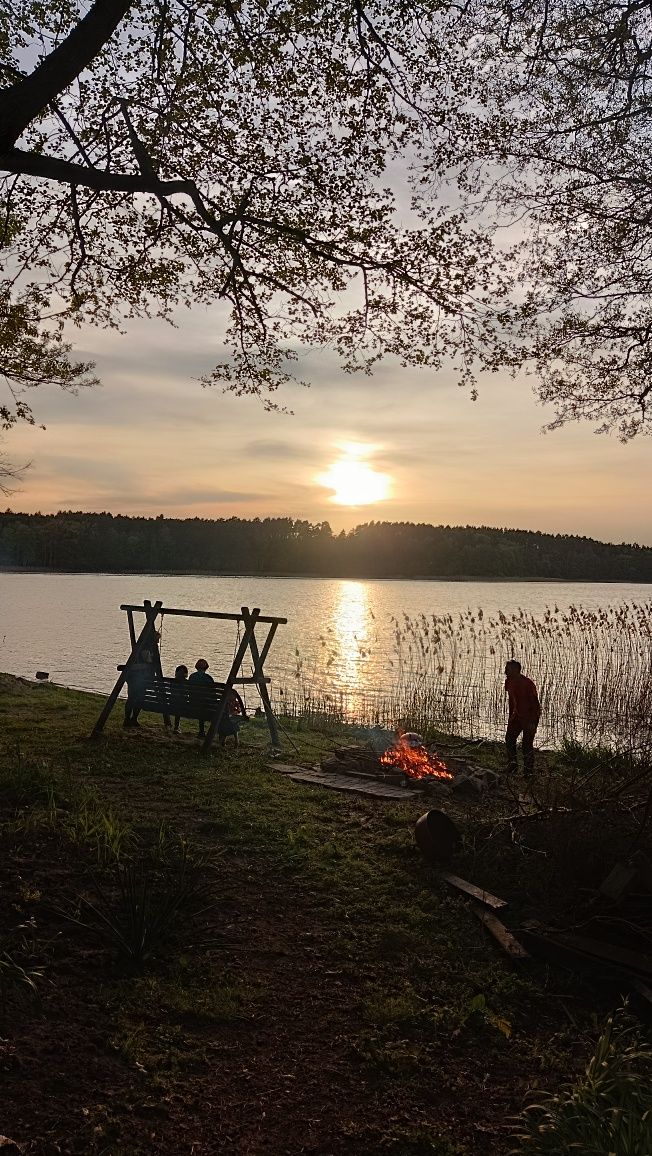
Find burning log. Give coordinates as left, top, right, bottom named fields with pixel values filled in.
left=319, top=732, right=499, bottom=799
left=380, top=733, right=453, bottom=783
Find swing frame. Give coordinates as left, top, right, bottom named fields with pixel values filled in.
left=90, top=600, right=287, bottom=750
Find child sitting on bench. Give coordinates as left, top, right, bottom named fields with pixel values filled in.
left=188, top=658, right=214, bottom=738
left=172, top=664, right=189, bottom=734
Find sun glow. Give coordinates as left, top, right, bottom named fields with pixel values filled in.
left=316, top=444, right=392, bottom=507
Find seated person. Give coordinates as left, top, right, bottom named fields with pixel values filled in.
left=218, top=689, right=246, bottom=747
left=189, top=658, right=214, bottom=738
left=172, top=664, right=189, bottom=734
left=188, top=660, right=247, bottom=744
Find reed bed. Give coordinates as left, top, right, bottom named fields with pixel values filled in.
left=272, top=602, right=652, bottom=749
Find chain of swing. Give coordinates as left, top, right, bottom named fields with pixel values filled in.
left=157, top=611, right=252, bottom=714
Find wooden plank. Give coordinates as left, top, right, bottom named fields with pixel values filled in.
left=439, top=873, right=508, bottom=911
left=120, top=603, right=286, bottom=625
left=556, top=933, right=652, bottom=978
left=147, top=601, right=170, bottom=728
left=472, top=906, right=529, bottom=960
left=256, top=620, right=279, bottom=669
left=126, top=608, right=137, bottom=651
left=520, top=929, right=635, bottom=981
left=287, top=771, right=419, bottom=800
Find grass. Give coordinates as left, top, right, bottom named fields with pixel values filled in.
left=0, top=674, right=650, bottom=1154
left=61, top=841, right=212, bottom=966
left=513, top=1009, right=652, bottom=1155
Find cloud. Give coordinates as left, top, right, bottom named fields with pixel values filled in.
left=148, top=488, right=266, bottom=506
left=243, top=439, right=315, bottom=461
left=4, top=300, right=652, bottom=546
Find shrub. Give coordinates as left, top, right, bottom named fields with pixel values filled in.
left=513, top=1009, right=652, bottom=1155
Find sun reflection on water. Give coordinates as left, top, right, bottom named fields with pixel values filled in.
left=332, top=580, right=371, bottom=690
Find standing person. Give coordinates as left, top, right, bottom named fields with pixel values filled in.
left=123, top=634, right=158, bottom=728
left=189, top=658, right=214, bottom=738
left=172, top=664, right=189, bottom=734
left=504, top=660, right=540, bottom=775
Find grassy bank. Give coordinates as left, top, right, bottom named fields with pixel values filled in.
left=0, top=675, right=650, bottom=1155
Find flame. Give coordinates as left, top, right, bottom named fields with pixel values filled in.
left=380, top=736, right=452, bottom=780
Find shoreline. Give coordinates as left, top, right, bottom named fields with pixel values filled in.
left=0, top=566, right=649, bottom=584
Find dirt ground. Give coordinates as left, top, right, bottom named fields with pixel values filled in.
left=0, top=679, right=623, bottom=1155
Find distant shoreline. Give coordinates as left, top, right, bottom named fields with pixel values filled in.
left=0, top=566, right=650, bottom=584
left=3, top=513, right=650, bottom=582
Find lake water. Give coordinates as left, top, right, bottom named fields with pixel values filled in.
left=1, top=572, right=651, bottom=742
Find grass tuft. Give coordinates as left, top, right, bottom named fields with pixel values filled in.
left=513, top=1009, right=652, bottom=1155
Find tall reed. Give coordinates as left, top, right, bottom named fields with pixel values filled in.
left=273, top=602, right=652, bottom=747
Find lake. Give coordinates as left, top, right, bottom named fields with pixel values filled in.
left=1, top=572, right=651, bottom=743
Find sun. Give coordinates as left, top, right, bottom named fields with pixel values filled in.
left=316, top=447, right=392, bottom=507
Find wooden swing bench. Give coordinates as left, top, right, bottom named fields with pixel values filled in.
left=92, top=600, right=287, bottom=751
left=138, top=676, right=247, bottom=734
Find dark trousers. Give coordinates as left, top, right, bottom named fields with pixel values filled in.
left=124, top=689, right=144, bottom=725
left=505, top=718, right=538, bottom=774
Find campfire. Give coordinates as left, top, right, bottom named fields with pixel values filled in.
left=320, top=728, right=458, bottom=792
left=380, top=732, right=453, bottom=781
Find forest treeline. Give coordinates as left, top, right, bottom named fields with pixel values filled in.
left=0, top=511, right=650, bottom=581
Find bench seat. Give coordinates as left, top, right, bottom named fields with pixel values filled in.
left=138, top=676, right=246, bottom=723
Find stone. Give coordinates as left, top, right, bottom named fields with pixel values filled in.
left=475, top=769, right=501, bottom=790
left=451, top=772, right=484, bottom=799
left=421, top=776, right=452, bottom=797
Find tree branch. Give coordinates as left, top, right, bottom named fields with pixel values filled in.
left=0, top=0, right=133, bottom=150
left=0, top=145, right=194, bottom=197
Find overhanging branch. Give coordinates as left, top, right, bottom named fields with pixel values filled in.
left=0, top=0, right=133, bottom=150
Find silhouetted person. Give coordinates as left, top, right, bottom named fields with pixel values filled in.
left=172, top=664, right=189, bottom=734
left=189, top=658, right=214, bottom=738
left=123, top=635, right=158, bottom=728
left=504, top=660, right=540, bottom=775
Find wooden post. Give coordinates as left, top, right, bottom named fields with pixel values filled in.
left=126, top=608, right=136, bottom=651
left=145, top=601, right=171, bottom=728
left=90, top=600, right=162, bottom=739
left=244, top=608, right=281, bottom=749
left=202, top=606, right=261, bottom=752
left=257, top=620, right=279, bottom=670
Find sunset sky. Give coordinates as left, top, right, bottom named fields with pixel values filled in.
left=6, top=303, right=652, bottom=546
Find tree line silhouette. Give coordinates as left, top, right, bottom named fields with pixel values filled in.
left=0, top=511, right=650, bottom=581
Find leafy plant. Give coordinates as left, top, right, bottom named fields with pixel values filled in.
left=0, top=949, right=43, bottom=1017
left=513, top=1010, right=652, bottom=1155
left=464, top=992, right=512, bottom=1040
left=64, top=793, right=133, bottom=865
left=0, top=744, right=55, bottom=808
left=63, top=837, right=213, bottom=966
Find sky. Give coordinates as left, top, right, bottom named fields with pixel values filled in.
left=5, top=303, right=652, bottom=546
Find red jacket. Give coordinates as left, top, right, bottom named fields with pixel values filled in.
left=505, top=674, right=540, bottom=724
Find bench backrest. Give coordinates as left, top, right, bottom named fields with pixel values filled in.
left=138, top=676, right=245, bottom=721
